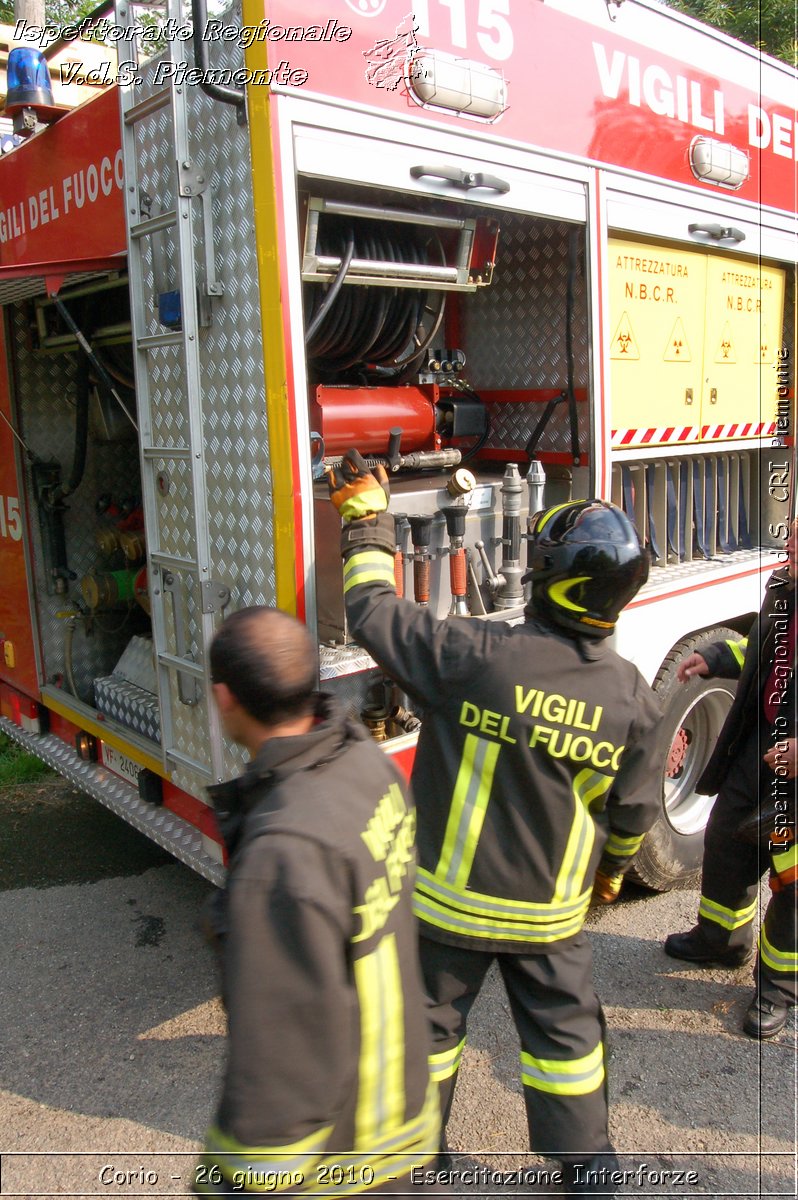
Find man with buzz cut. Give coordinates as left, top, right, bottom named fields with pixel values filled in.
left=328, top=450, right=662, bottom=1199
left=194, top=605, right=441, bottom=1197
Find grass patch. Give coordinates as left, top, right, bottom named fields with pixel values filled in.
left=0, top=733, right=54, bottom=787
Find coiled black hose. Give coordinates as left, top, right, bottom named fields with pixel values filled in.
left=304, top=221, right=445, bottom=377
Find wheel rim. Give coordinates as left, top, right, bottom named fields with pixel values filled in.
left=663, top=686, right=733, bottom=836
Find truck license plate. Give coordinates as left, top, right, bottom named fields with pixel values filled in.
left=101, top=743, right=142, bottom=787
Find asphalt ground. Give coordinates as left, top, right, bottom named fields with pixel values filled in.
left=1, top=777, right=796, bottom=1199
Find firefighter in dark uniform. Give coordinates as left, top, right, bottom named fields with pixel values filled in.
left=194, top=606, right=440, bottom=1196
left=327, top=452, right=662, bottom=1198
left=665, top=517, right=798, bottom=1039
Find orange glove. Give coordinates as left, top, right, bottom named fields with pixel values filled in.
left=327, top=448, right=390, bottom=523
left=591, top=869, right=623, bottom=905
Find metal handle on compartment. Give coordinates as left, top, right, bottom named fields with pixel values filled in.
left=410, top=165, right=510, bottom=194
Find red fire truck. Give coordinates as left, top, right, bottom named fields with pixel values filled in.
left=0, top=0, right=794, bottom=889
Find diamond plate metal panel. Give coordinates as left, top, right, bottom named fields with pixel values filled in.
left=149, top=347, right=189, bottom=449
left=94, top=675, right=161, bottom=742
left=153, top=457, right=197, bottom=562
left=324, top=668, right=386, bottom=724
left=113, top=634, right=157, bottom=690
left=131, top=22, right=275, bottom=795
left=463, top=217, right=589, bottom=454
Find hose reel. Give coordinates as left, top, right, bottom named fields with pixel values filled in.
left=302, top=196, right=498, bottom=378
left=304, top=218, right=446, bottom=377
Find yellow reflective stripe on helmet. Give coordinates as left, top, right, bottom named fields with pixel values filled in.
left=759, top=924, right=798, bottom=973
left=520, top=1043, right=605, bottom=1096
left=353, top=933, right=406, bottom=1146
left=772, top=843, right=798, bottom=874
left=202, top=1121, right=333, bottom=1184
left=429, top=1037, right=466, bottom=1083
left=604, top=831, right=645, bottom=859
left=698, top=894, right=757, bottom=931
left=535, top=501, right=574, bottom=533
left=547, top=576, right=590, bottom=613
left=726, top=638, right=747, bottom=668
left=437, top=735, right=501, bottom=888
left=343, top=550, right=396, bottom=593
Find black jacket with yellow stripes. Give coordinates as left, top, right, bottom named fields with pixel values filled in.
left=698, top=567, right=796, bottom=796
left=196, top=695, right=438, bottom=1196
left=342, top=532, right=662, bottom=954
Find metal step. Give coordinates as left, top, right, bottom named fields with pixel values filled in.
left=136, top=331, right=184, bottom=351
left=158, top=650, right=204, bottom=679
left=149, top=550, right=200, bottom=573
left=141, top=445, right=192, bottom=461
left=124, top=86, right=171, bottom=125
left=130, top=211, right=178, bottom=240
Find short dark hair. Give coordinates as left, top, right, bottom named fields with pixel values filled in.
left=209, top=607, right=317, bottom=726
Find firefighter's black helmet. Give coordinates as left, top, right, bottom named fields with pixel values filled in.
left=522, top=499, right=649, bottom=638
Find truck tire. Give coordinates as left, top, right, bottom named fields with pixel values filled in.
left=629, top=627, right=740, bottom=891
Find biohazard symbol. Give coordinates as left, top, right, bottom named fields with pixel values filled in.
left=610, top=312, right=639, bottom=360
left=664, top=318, right=692, bottom=362
left=715, top=322, right=736, bottom=364
left=756, top=324, right=773, bottom=363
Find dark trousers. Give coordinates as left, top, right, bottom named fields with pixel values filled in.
left=697, top=728, right=797, bottom=1005
left=420, top=933, right=612, bottom=1160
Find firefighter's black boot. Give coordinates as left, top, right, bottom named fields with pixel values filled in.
left=562, top=1150, right=620, bottom=1196
left=664, top=925, right=753, bottom=968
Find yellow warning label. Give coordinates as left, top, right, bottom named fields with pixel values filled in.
left=757, top=325, right=774, bottom=364
left=610, top=312, right=639, bottom=360
left=715, top=323, right=736, bottom=364
left=664, top=318, right=691, bottom=362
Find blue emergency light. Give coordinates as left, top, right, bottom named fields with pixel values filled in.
left=4, top=46, right=58, bottom=116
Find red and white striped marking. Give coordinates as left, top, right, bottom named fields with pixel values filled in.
left=701, top=420, right=776, bottom=439
left=611, top=426, right=700, bottom=446
left=612, top=421, right=776, bottom=446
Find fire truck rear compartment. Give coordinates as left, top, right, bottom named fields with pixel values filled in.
left=9, top=289, right=157, bottom=747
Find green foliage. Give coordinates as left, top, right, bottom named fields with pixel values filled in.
left=1, top=0, right=102, bottom=26
left=666, top=0, right=797, bottom=66
left=4, top=0, right=166, bottom=55
left=0, top=734, right=53, bottom=786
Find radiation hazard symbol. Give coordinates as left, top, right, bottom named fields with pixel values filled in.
left=663, top=318, right=691, bottom=362
left=756, top=324, right=774, bottom=364
left=715, top=323, right=736, bottom=363
left=610, top=312, right=639, bottom=360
